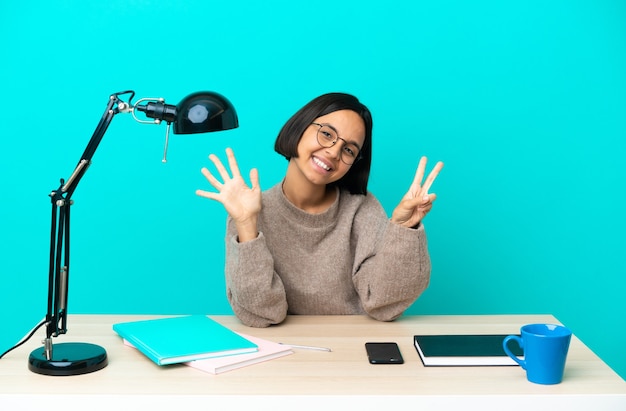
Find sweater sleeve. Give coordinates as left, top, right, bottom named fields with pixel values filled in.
left=351, top=199, right=431, bottom=321
left=224, top=217, right=289, bottom=328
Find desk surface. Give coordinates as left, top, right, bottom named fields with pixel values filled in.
left=1, top=314, right=625, bottom=410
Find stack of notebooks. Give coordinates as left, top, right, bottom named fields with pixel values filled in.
left=113, top=315, right=293, bottom=374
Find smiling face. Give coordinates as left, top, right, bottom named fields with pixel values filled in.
left=290, top=109, right=366, bottom=188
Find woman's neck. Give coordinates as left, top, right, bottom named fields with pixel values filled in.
left=282, top=172, right=336, bottom=214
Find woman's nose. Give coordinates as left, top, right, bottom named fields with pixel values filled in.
left=325, top=141, right=343, bottom=160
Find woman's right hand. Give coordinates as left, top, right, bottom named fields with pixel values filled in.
left=196, top=147, right=261, bottom=242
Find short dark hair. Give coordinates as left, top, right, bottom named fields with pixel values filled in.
left=274, top=93, right=373, bottom=195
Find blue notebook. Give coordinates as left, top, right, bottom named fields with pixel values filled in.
left=113, top=315, right=258, bottom=366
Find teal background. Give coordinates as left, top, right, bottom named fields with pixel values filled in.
left=1, top=1, right=624, bottom=380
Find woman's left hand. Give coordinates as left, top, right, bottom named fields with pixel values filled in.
left=391, top=156, right=444, bottom=228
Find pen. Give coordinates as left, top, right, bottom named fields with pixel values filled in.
left=279, top=343, right=332, bottom=352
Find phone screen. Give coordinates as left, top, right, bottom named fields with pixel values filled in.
left=365, top=342, right=404, bottom=364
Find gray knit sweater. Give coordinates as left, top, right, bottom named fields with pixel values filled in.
left=224, top=182, right=431, bottom=327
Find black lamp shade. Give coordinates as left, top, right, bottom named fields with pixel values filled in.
left=173, top=91, right=238, bottom=134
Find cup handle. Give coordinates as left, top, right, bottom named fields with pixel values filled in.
left=503, top=335, right=526, bottom=369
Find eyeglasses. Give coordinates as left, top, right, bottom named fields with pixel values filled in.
left=311, top=122, right=362, bottom=165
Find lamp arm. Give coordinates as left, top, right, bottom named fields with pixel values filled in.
left=63, top=91, right=134, bottom=198
left=43, top=91, right=134, bottom=357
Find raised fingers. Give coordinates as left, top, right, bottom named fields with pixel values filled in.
left=200, top=166, right=223, bottom=191
left=195, top=188, right=218, bottom=200
left=207, top=148, right=240, bottom=181
left=207, top=152, right=230, bottom=181
left=421, top=161, right=444, bottom=195
left=225, top=147, right=242, bottom=178
left=406, top=156, right=428, bottom=196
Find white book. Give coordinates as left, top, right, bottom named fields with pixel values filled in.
left=185, top=333, right=294, bottom=374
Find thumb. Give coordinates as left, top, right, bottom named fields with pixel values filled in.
left=249, top=168, right=260, bottom=190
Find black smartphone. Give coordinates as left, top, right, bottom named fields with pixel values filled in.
left=365, top=342, right=404, bottom=364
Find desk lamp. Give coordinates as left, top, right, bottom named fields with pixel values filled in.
left=27, top=90, right=238, bottom=376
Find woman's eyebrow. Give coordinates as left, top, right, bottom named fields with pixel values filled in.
left=317, top=122, right=339, bottom=132
left=318, top=122, right=362, bottom=147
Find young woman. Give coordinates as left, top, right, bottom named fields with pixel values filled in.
left=196, top=93, right=443, bottom=327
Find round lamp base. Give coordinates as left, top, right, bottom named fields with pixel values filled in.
left=28, top=342, right=108, bottom=376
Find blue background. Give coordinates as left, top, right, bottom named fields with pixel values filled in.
left=1, top=1, right=624, bottom=380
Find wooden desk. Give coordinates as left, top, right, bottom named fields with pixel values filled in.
left=1, top=314, right=625, bottom=410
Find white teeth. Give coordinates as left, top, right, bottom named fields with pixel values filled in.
left=313, top=157, right=331, bottom=171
